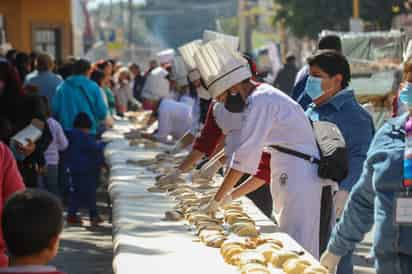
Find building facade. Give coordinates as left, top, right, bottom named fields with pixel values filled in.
left=0, top=0, right=74, bottom=62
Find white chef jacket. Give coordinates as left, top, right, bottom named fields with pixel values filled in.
left=154, top=98, right=193, bottom=143
left=231, top=83, right=319, bottom=175
left=179, top=95, right=196, bottom=110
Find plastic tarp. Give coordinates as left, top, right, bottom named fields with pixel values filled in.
left=321, top=30, right=406, bottom=66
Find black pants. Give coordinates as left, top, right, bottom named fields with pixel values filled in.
left=18, top=163, right=38, bottom=188
left=319, top=186, right=333, bottom=255
left=235, top=174, right=273, bottom=218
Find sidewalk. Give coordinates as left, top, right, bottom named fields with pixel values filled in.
left=51, top=191, right=113, bottom=274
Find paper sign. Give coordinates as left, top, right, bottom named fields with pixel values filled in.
left=395, top=197, right=412, bottom=225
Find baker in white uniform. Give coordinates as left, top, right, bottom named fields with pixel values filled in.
left=195, top=40, right=323, bottom=258
left=140, top=67, right=193, bottom=144
left=166, top=40, right=213, bottom=153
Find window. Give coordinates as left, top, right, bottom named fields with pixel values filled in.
left=32, top=28, right=62, bottom=61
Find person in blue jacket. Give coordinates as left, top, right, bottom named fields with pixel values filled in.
left=64, top=112, right=105, bottom=226
left=304, top=50, right=375, bottom=274
left=321, top=84, right=412, bottom=273
left=52, top=59, right=108, bottom=135
left=292, top=35, right=342, bottom=110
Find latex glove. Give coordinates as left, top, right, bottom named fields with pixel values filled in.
left=202, top=199, right=220, bottom=216
left=220, top=194, right=233, bottom=208
left=166, top=142, right=183, bottom=154
left=199, top=159, right=223, bottom=180
left=334, top=190, right=349, bottom=219
left=158, top=169, right=181, bottom=185
left=320, top=250, right=341, bottom=273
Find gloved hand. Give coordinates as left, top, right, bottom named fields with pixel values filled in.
left=320, top=250, right=341, bottom=273
left=334, top=190, right=349, bottom=219
left=157, top=169, right=181, bottom=186
left=166, top=142, right=183, bottom=154
left=202, top=199, right=220, bottom=216
left=199, top=159, right=223, bottom=180
left=220, top=194, right=233, bottom=208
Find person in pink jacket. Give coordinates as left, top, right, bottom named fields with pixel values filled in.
left=0, top=142, right=25, bottom=266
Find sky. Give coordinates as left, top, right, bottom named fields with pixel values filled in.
left=87, top=0, right=146, bottom=10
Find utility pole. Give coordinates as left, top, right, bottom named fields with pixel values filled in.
left=238, top=0, right=246, bottom=52
left=353, top=0, right=360, bottom=18
left=128, top=0, right=133, bottom=46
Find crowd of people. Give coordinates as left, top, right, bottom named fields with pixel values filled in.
left=0, top=29, right=411, bottom=274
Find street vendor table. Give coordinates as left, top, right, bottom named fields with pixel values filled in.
left=104, top=120, right=318, bottom=274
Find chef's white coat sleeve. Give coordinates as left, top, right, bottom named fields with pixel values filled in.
left=231, top=97, right=274, bottom=175
left=154, top=107, right=172, bottom=143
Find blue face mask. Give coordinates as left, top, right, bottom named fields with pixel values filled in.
left=399, top=82, right=412, bottom=107
left=304, top=76, right=323, bottom=100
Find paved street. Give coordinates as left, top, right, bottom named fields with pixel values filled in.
left=52, top=191, right=113, bottom=274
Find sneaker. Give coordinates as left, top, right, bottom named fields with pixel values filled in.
left=90, top=215, right=104, bottom=226
left=67, top=215, right=83, bottom=226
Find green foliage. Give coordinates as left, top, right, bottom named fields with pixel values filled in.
left=274, top=0, right=407, bottom=38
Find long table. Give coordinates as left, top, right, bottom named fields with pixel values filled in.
left=104, top=120, right=317, bottom=274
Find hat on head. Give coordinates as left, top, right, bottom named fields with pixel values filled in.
left=203, top=30, right=239, bottom=52
left=179, top=40, right=202, bottom=70
left=141, top=67, right=170, bottom=101
left=157, top=48, right=175, bottom=65
left=171, top=56, right=188, bottom=84
left=194, top=40, right=251, bottom=98
left=188, top=69, right=201, bottom=82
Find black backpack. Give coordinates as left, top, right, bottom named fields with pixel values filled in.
left=271, top=120, right=349, bottom=183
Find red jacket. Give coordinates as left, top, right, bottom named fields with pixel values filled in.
left=0, top=143, right=26, bottom=266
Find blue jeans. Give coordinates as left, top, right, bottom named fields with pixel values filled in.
left=43, top=165, right=59, bottom=197
left=337, top=252, right=354, bottom=274
left=67, top=171, right=98, bottom=219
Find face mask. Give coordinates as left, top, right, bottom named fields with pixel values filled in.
left=304, top=76, right=323, bottom=100
left=121, top=79, right=129, bottom=85
left=224, top=92, right=245, bottom=113
left=399, top=82, right=412, bottom=107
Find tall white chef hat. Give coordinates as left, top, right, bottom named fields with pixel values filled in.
left=194, top=40, right=251, bottom=98
left=141, top=67, right=170, bottom=101
left=172, top=56, right=189, bottom=87
left=179, top=39, right=202, bottom=70
left=203, top=30, right=239, bottom=52
left=157, top=48, right=175, bottom=65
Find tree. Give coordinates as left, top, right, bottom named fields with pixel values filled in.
left=274, top=0, right=352, bottom=38
left=274, top=0, right=408, bottom=38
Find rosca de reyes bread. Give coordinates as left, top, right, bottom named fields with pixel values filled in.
left=283, top=258, right=311, bottom=274
left=271, top=251, right=299, bottom=268
left=303, top=265, right=329, bottom=274
left=240, top=263, right=270, bottom=274
left=238, top=251, right=267, bottom=267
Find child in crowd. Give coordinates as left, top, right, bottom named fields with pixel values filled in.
left=64, top=113, right=105, bottom=226
left=41, top=97, right=68, bottom=197
left=0, top=189, right=64, bottom=274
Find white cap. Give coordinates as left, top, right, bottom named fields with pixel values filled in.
left=188, top=69, right=201, bottom=82
left=141, top=67, right=170, bottom=101
left=171, top=56, right=188, bottom=86
left=157, top=48, right=175, bottom=64
left=179, top=40, right=202, bottom=70
left=194, top=40, right=251, bottom=98
left=203, top=30, right=239, bottom=52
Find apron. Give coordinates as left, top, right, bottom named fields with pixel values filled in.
left=269, top=148, right=322, bottom=258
